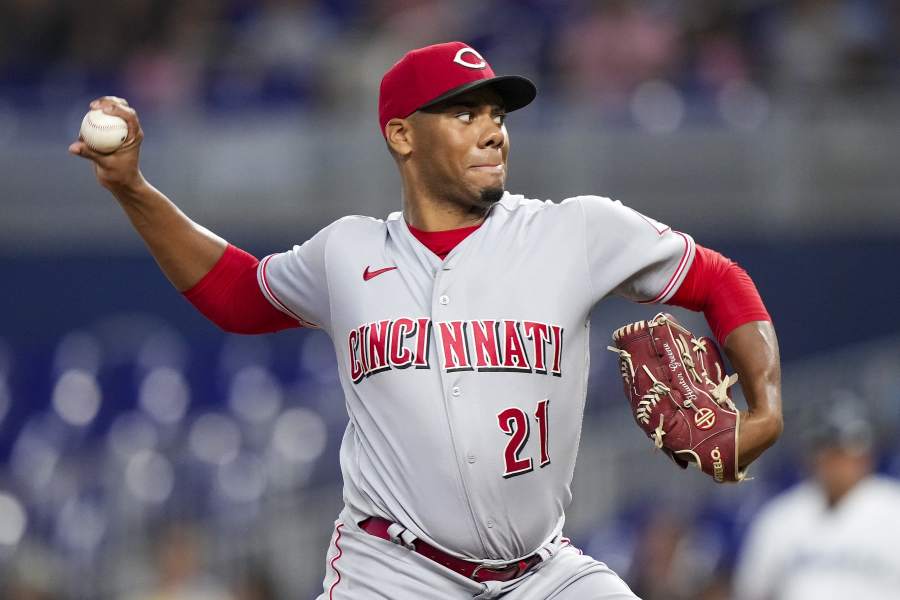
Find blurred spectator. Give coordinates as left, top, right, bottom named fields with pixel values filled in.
left=204, top=0, right=337, bottom=111
left=696, top=573, right=731, bottom=600
left=230, top=564, right=277, bottom=600
left=767, top=0, right=889, bottom=92
left=2, top=0, right=898, bottom=114
left=554, top=0, right=681, bottom=113
left=0, top=543, right=62, bottom=600
left=625, top=509, right=723, bottom=600
left=121, top=2, right=221, bottom=112
left=127, top=523, right=232, bottom=600
left=340, top=0, right=470, bottom=115
left=687, top=8, right=752, bottom=92
left=732, top=401, right=900, bottom=599
left=1, top=582, right=57, bottom=600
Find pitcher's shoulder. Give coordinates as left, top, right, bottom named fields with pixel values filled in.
left=496, top=192, right=617, bottom=220
left=320, top=214, right=389, bottom=239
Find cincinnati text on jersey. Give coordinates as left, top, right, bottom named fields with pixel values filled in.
left=348, top=318, right=564, bottom=383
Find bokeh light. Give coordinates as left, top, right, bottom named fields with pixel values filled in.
left=136, top=329, right=189, bottom=373
left=718, top=80, right=770, bottom=131
left=138, top=367, right=190, bottom=425
left=189, top=413, right=242, bottom=465
left=125, top=450, right=174, bottom=505
left=217, top=453, right=267, bottom=504
left=271, top=408, right=327, bottom=464
left=228, top=366, right=283, bottom=425
left=630, top=80, right=684, bottom=134
left=107, top=411, right=159, bottom=461
left=56, top=496, right=106, bottom=553
left=11, top=425, right=60, bottom=491
left=0, top=492, right=27, bottom=547
left=51, top=369, right=102, bottom=427
left=52, top=332, right=102, bottom=376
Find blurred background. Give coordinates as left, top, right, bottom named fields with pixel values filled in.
left=1, top=0, right=900, bottom=598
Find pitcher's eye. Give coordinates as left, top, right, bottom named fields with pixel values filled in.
left=493, top=113, right=506, bottom=125
left=456, top=112, right=473, bottom=123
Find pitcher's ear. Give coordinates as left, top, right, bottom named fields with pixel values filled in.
left=385, top=117, right=413, bottom=157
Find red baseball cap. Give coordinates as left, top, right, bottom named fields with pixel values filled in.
left=378, top=41, right=537, bottom=137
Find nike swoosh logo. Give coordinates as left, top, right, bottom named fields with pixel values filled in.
left=363, top=265, right=398, bottom=281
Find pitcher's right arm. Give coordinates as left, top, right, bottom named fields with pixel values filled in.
left=69, top=96, right=298, bottom=334
left=70, top=96, right=225, bottom=291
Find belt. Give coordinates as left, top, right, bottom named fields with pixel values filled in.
left=359, top=517, right=543, bottom=583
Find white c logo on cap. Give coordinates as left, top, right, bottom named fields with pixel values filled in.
left=453, top=47, right=487, bottom=70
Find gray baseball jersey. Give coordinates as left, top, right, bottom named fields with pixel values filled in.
left=259, top=192, right=694, bottom=561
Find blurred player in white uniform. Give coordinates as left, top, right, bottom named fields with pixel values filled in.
left=733, top=403, right=900, bottom=600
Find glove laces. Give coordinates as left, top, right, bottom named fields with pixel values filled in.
left=651, top=414, right=666, bottom=449
left=706, top=363, right=739, bottom=410
left=606, top=346, right=635, bottom=387
left=634, top=365, right=670, bottom=425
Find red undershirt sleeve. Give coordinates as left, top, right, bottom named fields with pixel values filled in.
left=182, top=244, right=300, bottom=334
left=666, top=245, right=771, bottom=345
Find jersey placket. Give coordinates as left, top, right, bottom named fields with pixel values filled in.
left=428, top=238, right=494, bottom=558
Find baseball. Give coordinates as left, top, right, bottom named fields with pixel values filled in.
left=80, top=109, right=128, bottom=154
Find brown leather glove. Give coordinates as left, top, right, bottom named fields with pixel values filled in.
left=608, top=313, right=746, bottom=483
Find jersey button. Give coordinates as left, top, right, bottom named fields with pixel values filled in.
left=451, top=386, right=461, bottom=397
left=439, top=294, right=450, bottom=306
left=486, top=520, right=494, bottom=528
left=466, top=455, right=476, bottom=464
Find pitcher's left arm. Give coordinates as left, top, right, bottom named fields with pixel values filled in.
left=668, top=246, right=783, bottom=467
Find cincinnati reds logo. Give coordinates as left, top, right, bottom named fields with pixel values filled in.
left=694, top=407, right=716, bottom=430
left=453, top=48, right=487, bottom=69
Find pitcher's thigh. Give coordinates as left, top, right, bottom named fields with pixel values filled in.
left=547, top=570, right=640, bottom=600
left=510, top=546, right=639, bottom=600
left=316, top=519, right=483, bottom=600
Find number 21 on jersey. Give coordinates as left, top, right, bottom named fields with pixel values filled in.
left=497, top=399, right=550, bottom=478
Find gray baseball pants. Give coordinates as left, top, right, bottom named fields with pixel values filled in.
left=317, top=512, right=639, bottom=600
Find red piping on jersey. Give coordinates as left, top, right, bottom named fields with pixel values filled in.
left=560, top=536, right=583, bottom=555
left=328, top=523, right=345, bottom=599
left=259, top=254, right=318, bottom=327
left=641, top=231, right=692, bottom=304
left=182, top=244, right=299, bottom=334
left=667, top=245, right=771, bottom=344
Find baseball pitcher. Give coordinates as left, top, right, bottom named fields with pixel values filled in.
left=70, top=42, right=783, bottom=600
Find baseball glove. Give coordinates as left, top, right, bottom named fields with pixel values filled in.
left=607, top=313, right=746, bottom=483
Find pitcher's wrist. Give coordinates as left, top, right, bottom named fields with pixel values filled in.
left=108, top=171, right=149, bottom=198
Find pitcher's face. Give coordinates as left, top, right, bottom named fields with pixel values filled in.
left=410, top=87, right=509, bottom=210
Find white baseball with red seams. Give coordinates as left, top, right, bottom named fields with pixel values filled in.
left=257, top=192, right=695, bottom=598
left=79, top=109, right=128, bottom=154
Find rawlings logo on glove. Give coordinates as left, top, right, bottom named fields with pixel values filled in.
left=608, top=313, right=746, bottom=483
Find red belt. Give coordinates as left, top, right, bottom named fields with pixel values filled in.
left=359, top=517, right=543, bottom=583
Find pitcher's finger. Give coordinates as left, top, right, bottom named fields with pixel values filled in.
left=99, top=103, right=140, bottom=145
left=93, top=96, right=130, bottom=108
left=68, top=140, right=107, bottom=162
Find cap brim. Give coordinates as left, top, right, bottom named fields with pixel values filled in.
left=418, top=75, right=537, bottom=114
